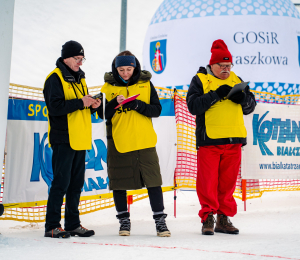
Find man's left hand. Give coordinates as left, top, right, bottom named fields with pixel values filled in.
left=229, top=91, right=246, bottom=104
left=91, top=98, right=101, bottom=108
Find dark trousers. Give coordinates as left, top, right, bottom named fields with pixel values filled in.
left=45, top=144, right=85, bottom=232
left=113, top=186, right=164, bottom=214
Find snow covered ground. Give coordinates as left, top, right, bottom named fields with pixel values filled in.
left=1, top=190, right=300, bottom=260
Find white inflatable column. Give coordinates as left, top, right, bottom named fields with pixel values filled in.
left=0, top=0, right=15, bottom=162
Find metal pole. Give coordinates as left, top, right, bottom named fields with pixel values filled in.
left=120, top=0, right=127, bottom=52
left=242, top=179, right=247, bottom=211
left=0, top=0, right=15, bottom=166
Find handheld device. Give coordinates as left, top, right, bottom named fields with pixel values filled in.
left=92, top=93, right=103, bottom=99
left=227, top=81, right=249, bottom=99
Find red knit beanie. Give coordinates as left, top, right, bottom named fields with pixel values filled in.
left=209, top=39, right=232, bottom=65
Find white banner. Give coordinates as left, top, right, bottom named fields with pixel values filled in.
left=242, top=102, right=300, bottom=179
left=3, top=99, right=176, bottom=207
left=143, top=0, right=300, bottom=95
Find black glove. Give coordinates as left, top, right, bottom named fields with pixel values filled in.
left=229, top=91, right=246, bottom=104
left=215, top=84, right=232, bottom=99
left=122, top=99, right=141, bottom=110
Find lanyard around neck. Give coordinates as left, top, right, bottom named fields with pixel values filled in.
left=71, top=82, right=86, bottom=98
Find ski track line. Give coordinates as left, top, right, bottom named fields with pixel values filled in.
left=54, top=241, right=300, bottom=260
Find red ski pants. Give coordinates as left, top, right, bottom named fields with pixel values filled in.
left=196, top=144, right=242, bottom=222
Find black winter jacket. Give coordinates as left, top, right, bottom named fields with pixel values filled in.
left=43, top=58, right=103, bottom=145
left=186, top=66, right=256, bottom=148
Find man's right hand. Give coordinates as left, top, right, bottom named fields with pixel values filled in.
left=215, top=84, right=232, bottom=99
left=82, top=95, right=96, bottom=107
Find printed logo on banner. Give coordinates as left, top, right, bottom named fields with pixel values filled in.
left=150, top=39, right=167, bottom=74
left=30, top=132, right=108, bottom=193
left=253, top=111, right=300, bottom=156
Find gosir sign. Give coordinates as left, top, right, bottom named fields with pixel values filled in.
left=242, top=103, right=300, bottom=179
left=143, top=0, right=300, bottom=96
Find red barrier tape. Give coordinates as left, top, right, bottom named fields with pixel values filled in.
left=57, top=241, right=300, bottom=260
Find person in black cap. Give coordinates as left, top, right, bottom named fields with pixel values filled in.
left=43, top=40, right=102, bottom=238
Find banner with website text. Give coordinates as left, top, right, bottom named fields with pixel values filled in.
left=3, top=98, right=176, bottom=208
left=242, top=102, right=300, bottom=179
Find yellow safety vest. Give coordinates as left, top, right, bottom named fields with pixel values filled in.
left=101, top=81, right=157, bottom=153
left=197, top=71, right=247, bottom=139
left=45, top=68, right=92, bottom=150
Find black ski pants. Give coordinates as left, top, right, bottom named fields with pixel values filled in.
left=113, top=186, right=164, bottom=214
left=45, top=143, right=85, bottom=232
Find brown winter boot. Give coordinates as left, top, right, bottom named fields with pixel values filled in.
left=201, top=212, right=215, bottom=235
left=214, top=214, right=239, bottom=234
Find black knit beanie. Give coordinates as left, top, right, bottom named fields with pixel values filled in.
left=61, top=40, right=84, bottom=59
left=115, top=55, right=136, bottom=68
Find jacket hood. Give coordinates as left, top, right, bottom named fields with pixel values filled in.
left=104, top=56, right=152, bottom=86
left=197, top=66, right=208, bottom=74
left=56, top=57, right=85, bottom=83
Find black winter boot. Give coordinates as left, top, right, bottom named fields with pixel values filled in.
left=116, top=212, right=131, bottom=236
left=67, top=225, right=95, bottom=237
left=153, top=214, right=171, bottom=237
left=44, top=227, right=70, bottom=238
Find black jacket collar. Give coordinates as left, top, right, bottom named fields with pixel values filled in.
left=56, top=57, right=85, bottom=84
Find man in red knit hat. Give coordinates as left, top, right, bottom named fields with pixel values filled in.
left=186, top=39, right=256, bottom=235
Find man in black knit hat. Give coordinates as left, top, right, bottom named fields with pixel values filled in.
left=43, top=40, right=102, bottom=238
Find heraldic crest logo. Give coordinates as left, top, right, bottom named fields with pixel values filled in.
left=150, top=39, right=167, bottom=74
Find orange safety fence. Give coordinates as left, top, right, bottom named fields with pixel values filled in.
left=174, top=89, right=300, bottom=200
left=1, top=83, right=300, bottom=223
left=0, top=84, right=173, bottom=222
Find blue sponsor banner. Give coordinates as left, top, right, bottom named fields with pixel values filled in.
left=160, top=99, right=175, bottom=117
left=8, top=99, right=48, bottom=121
left=7, top=99, right=103, bottom=123
left=7, top=99, right=174, bottom=121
